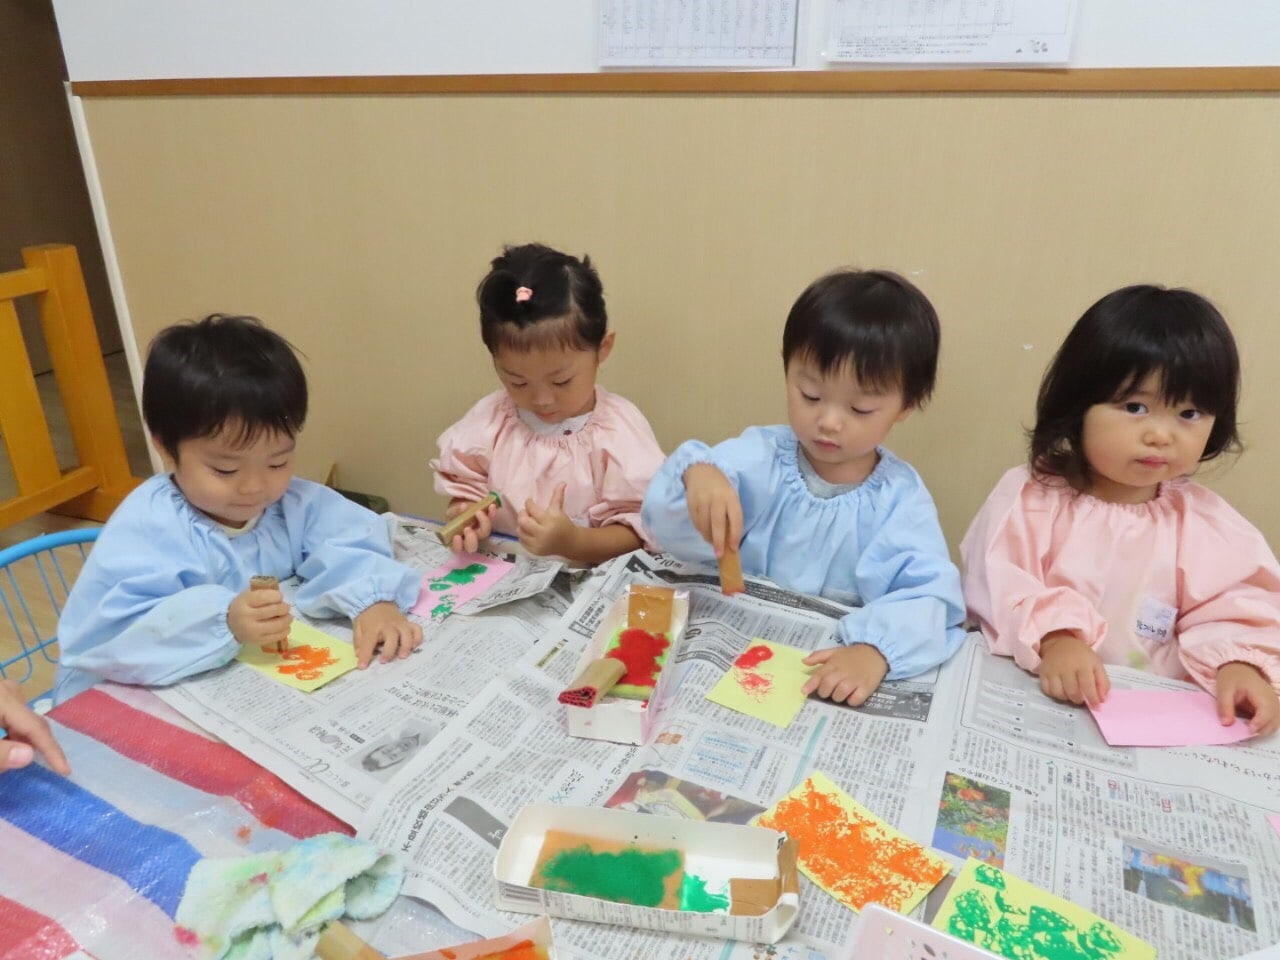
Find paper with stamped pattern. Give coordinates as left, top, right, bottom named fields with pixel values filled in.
left=706, top=639, right=813, bottom=729
left=236, top=619, right=357, bottom=692
left=754, top=771, right=948, bottom=913
left=411, top=553, right=514, bottom=623
left=933, top=858, right=1155, bottom=959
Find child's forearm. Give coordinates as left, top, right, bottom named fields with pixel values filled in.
left=563, top=523, right=644, bottom=566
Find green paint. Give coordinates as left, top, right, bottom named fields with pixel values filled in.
left=430, top=597, right=455, bottom=621
left=680, top=873, right=731, bottom=913
left=946, top=889, right=1126, bottom=959
left=535, top=844, right=681, bottom=908
left=429, top=563, right=489, bottom=591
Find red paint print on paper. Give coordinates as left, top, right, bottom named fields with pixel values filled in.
left=734, top=644, right=773, bottom=669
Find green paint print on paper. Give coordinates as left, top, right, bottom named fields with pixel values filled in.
left=680, top=873, right=731, bottom=913
left=536, top=844, right=681, bottom=908
left=428, top=562, right=488, bottom=590
left=934, top=860, right=1155, bottom=960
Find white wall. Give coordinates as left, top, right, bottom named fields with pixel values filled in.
left=52, top=0, right=1280, bottom=82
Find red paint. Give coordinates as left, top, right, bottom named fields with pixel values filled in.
left=734, top=644, right=773, bottom=669
left=174, top=925, right=199, bottom=946
left=737, top=669, right=774, bottom=700
left=236, top=824, right=252, bottom=843
left=605, top=628, right=670, bottom=687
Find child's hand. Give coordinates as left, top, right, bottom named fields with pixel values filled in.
left=684, top=464, right=742, bottom=558
left=1215, top=661, right=1280, bottom=736
left=353, top=601, right=423, bottom=668
left=1038, top=630, right=1110, bottom=706
left=518, top=484, right=578, bottom=557
left=228, top=586, right=292, bottom=648
left=0, top=678, right=70, bottom=775
left=445, top=497, right=499, bottom=554
left=801, top=644, right=889, bottom=707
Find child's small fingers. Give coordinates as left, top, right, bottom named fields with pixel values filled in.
left=709, top=511, right=727, bottom=558
left=1216, top=687, right=1237, bottom=725
left=728, top=501, right=744, bottom=551
left=1095, top=666, right=1111, bottom=702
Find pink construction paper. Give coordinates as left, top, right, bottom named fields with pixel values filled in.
left=1089, top=689, right=1255, bottom=747
left=1268, top=814, right=1280, bottom=839
left=411, top=553, right=513, bottom=622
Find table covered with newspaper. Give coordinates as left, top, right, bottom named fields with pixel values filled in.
left=156, top=522, right=1280, bottom=960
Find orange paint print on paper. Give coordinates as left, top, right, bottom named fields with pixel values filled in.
left=755, top=771, right=948, bottom=914
left=235, top=619, right=357, bottom=692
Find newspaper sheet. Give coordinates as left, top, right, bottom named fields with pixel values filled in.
left=159, top=541, right=1280, bottom=959
left=154, top=522, right=580, bottom=825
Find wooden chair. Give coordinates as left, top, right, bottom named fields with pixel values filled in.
left=0, top=243, right=142, bottom=528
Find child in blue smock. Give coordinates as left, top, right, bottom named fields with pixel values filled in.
left=53, top=315, right=423, bottom=705
left=642, top=269, right=966, bottom=706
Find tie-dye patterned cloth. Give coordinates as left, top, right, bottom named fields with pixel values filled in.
left=0, top=683, right=358, bottom=960
left=174, top=832, right=403, bottom=960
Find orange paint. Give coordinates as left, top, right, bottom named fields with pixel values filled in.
left=258, top=642, right=340, bottom=681
left=473, top=942, right=547, bottom=960
left=236, top=824, right=252, bottom=843
left=758, top=780, right=947, bottom=911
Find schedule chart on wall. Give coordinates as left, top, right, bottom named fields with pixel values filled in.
left=599, top=0, right=799, bottom=67
left=825, top=0, right=1078, bottom=64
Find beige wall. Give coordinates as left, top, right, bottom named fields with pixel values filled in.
left=82, top=92, right=1280, bottom=553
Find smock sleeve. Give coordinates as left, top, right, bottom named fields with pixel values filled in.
left=641, top=427, right=776, bottom=565
left=430, top=393, right=507, bottom=503
left=960, top=467, right=1108, bottom=674
left=583, top=393, right=666, bottom=546
left=289, top=483, right=422, bottom=619
left=1174, top=491, right=1280, bottom=696
left=54, top=483, right=240, bottom=703
left=838, top=471, right=967, bottom=679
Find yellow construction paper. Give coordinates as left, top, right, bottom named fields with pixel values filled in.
left=706, top=639, right=813, bottom=729
left=755, top=771, right=948, bottom=914
left=933, top=859, right=1155, bottom=959
left=236, top=619, right=357, bottom=692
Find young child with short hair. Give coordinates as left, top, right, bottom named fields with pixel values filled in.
left=431, top=243, right=665, bottom=566
left=53, top=314, right=423, bottom=704
left=642, top=269, right=967, bottom=706
left=962, top=285, right=1280, bottom=735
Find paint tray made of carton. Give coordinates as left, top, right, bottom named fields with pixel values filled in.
left=494, top=804, right=799, bottom=944
left=559, top=584, right=689, bottom=745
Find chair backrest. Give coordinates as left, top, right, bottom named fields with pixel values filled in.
left=0, top=244, right=142, bottom=528
left=0, top=528, right=99, bottom=703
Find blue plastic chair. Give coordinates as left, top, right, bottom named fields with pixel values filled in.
left=0, top=528, right=99, bottom=706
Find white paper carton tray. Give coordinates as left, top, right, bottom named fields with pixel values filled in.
left=494, top=803, right=799, bottom=944
left=562, top=587, right=689, bottom=745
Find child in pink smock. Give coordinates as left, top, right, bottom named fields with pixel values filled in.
left=430, top=243, right=664, bottom=566
left=962, top=284, right=1280, bottom=735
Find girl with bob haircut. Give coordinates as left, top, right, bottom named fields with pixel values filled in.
left=54, top=314, right=423, bottom=704
left=962, top=285, right=1280, bottom=735
left=644, top=269, right=966, bottom=707
left=431, top=243, right=664, bottom=565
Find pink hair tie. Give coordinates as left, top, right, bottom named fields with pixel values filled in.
left=515, top=286, right=533, bottom=303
